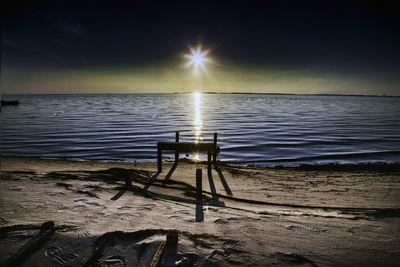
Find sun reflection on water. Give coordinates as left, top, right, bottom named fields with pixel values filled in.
left=192, top=92, right=202, bottom=160
left=192, top=154, right=201, bottom=161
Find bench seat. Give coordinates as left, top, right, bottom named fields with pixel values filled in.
left=156, top=132, right=220, bottom=172
left=157, top=142, right=217, bottom=152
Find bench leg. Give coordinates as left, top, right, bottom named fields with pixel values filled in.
left=158, top=148, right=162, bottom=173
left=196, top=169, right=202, bottom=203
left=175, top=150, right=179, bottom=163
left=208, top=150, right=211, bottom=173
left=213, top=149, right=217, bottom=163
left=213, top=133, right=217, bottom=164
left=175, top=132, right=179, bottom=162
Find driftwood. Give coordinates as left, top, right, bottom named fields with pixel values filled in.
left=78, top=234, right=111, bottom=267
left=150, top=240, right=166, bottom=267
left=1, top=221, right=55, bottom=267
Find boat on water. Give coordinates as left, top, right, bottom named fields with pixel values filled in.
left=1, top=100, right=20, bottom=111
left=1, top=100, right=20, bottom=105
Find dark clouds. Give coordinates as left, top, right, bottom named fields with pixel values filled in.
left=2, top=0, right=400, bottom=94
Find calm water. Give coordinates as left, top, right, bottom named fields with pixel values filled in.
left=1, top=93, right=400, bottom=166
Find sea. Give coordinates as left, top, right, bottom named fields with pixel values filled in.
left=1, top=93, right=400, bottom=166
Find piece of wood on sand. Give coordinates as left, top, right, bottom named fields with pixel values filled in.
left=150, top=233, right=179, bottom=267
left=78, top=234, right=112, bottom=267
left=150, top=240, right=166, bottom=267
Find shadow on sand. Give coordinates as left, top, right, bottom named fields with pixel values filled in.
left=110, top=189, right=126, bottom=201
left=215, top=164, right=233, bottom=196
left=33, top=165, right=400, bottom=219
left=163, top=161, right=178, bottom=184
left=0, top=221, right=241, bottom=267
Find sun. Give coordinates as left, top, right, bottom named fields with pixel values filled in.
left=184, top=45, right=211, bottom=72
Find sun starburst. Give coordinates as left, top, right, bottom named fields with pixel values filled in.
left=184, top=45, right=211, bottom=72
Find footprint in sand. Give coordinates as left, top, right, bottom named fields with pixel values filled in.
left=118, top=204, right=155, bottom=211
left=9, top=186, right=23, bottom=191
left=169, top=215, right=183, bottom=220
left=214, top=219, right=228, bottom=224
left=7, top=231, right=34, bottom=241
left=77, top=230, right=90, bottom=238
left=136, top=206, right=153, bottom=211
left=44, top=191, right=66, bottom=196
left=214, top=217, right=244, bottom=225
left=174, top=209, right=191, bottom=215
left=0, top=217, right=9, bottom=225
left=271, top=252, right=317, bottom=266
left=100, top=255, right=126, bottom=267
left=74, top=198, right=102, bottom=206
left=71, top=205, right=87, bottom=210
left=286, top=225, right=327, bottom=233
left=118, top=206, right=135, bottom=210
left=116, top=212, right=140, bottom=218
left=57, top=226, right=90, bottom=238
left=348, top=226, right=391, bottom=241
left=45, top=246, right=79, bottom=265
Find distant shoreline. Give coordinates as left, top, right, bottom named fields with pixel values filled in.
left=2, top=92, right=399, bottom=97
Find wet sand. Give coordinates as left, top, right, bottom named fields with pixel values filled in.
left=1, top=156, right=400, bottom=266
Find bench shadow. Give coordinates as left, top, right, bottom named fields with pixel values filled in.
left=162, top=161, right=178, bottom=184
left=215, top=164, right=233, bottom=196
left=114, top=170, right=162, bottom=199
left=142, top=171, right=161, bottom=192
left=207, top=169, right=221, bottom=205
left=111, top=189, right=127, bottom=200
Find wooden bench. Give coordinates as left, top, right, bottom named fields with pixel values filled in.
left=157, top=132, right=220, bottom=172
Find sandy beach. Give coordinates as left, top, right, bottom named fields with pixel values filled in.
left=1, top=156, right=400, bottom=266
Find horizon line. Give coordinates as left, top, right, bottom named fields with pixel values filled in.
left=2, top=92, right=399, bottom=97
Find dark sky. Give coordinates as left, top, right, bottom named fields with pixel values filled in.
left=2, top=0, right=400, bottom=94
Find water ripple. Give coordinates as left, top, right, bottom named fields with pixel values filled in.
left=1, top=93, right=400, bottom=166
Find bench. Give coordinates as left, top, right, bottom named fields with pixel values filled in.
left=157, top=132, right=220, bottom=172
